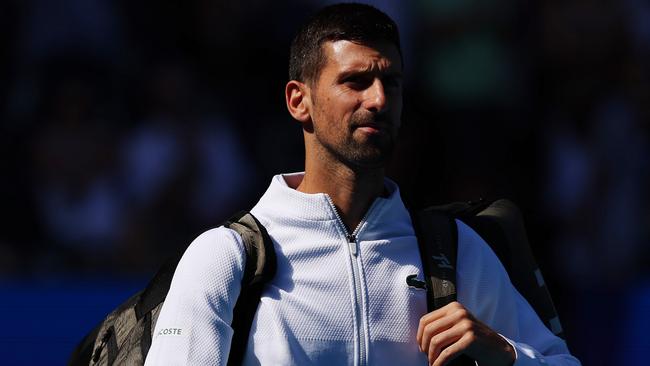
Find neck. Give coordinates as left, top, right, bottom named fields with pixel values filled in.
left=297, top=156, right=386, bottom=233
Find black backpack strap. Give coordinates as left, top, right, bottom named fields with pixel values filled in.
left=225, top=211, right=277, bottom=366
left=411, top=208, right=476, bottom=366
left=410, top=208, right=459, bottom=312
left=126, top=249, right=185, bottom=363
left=135, top=256, right=182, bottom=320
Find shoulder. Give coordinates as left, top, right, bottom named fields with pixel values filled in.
left=171, top=226, right=247, bottom=288
left=455, top=219, right=506, bottom=274
left=455, top=219, right=516, bottom=315
left=146, top=227, right=248, bottom=364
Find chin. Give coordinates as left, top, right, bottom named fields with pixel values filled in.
left=347, top=149, right=393, bottom=169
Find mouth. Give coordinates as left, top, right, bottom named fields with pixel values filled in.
left=355, top=123, right=391, bottom=135
left=357, top=125, right=381, bottom=134
left=354, top=122, right=388, bottom=135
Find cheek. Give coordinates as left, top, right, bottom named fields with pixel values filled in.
left=325, top=101, right=357, bottom=123
left=313, top=88, right=363, bottom=127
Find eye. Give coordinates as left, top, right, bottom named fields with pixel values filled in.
left=343, top=75, right=373, bottom=90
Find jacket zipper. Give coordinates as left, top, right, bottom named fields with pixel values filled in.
left=325, top=195, right=378, bottom=366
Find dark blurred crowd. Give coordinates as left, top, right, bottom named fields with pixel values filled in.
left=0, top=0, right=312, bottom=274
left=1, top=1, right=649, bottom=364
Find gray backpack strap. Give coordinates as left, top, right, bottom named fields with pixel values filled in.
left=225, top=211, right=277, bottom=366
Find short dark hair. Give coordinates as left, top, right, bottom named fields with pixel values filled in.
left=288, top=3, right=402, bottom=84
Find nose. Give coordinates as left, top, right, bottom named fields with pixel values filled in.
left=363, top=78, right=387, bottom=113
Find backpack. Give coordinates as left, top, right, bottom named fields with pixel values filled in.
left=410, top=198, right=564, bottom=366
left=70, top=199, right=562, bottom=365
left=68, top=211, right=276, bottom=366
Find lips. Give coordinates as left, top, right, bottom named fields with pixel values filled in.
left=354, top=122, right=389, bottom=134
left=356, top=124, right=382, bottom=134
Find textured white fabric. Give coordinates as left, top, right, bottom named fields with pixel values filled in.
left=145, top=173, right=580, bottom=366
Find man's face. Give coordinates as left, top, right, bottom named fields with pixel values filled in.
left=306, top=40, right=403, bottom=169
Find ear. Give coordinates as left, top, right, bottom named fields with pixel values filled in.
left=285, top=80, right=311, bottom=123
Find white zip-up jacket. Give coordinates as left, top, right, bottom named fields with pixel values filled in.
left=145, top=173, right=580, bottom=365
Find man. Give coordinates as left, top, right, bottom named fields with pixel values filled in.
left=145, top=4, right=580, bottom=365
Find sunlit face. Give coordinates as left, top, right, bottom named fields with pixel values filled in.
left=306, top=40, right=403, bottom=169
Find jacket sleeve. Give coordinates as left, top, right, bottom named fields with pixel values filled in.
left=144, top=227, right=246, bottom=366
left=455, top=220, right=581, bottom=366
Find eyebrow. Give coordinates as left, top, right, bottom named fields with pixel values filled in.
left=338, top=67, right=403, bottom=81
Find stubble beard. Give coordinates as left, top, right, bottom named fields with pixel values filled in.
left=317, top=111, right=397, bottom=170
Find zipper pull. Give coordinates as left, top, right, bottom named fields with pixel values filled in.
left=347, top=234, right=358, bottom=256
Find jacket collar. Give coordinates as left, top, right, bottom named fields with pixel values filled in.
left=252, top=173, right=414, bottom=238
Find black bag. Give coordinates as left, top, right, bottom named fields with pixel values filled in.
left=68, top=211, right=276, bottom=366
left=411, top=198, right=564, bottom=366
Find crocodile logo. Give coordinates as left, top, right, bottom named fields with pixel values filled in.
left=406, top=274, right=427, bottom=290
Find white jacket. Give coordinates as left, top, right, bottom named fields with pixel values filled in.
left=145, top=173, right=580, bottom=365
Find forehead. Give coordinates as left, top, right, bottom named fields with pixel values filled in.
left=320, top=40, right=402, bottom=76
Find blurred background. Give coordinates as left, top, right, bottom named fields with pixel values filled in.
left=0, top=0, right=648, bottom=364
